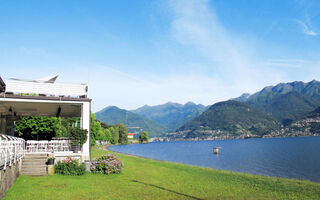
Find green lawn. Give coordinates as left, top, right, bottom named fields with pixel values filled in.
left=4, top=146, right=320, bottom=200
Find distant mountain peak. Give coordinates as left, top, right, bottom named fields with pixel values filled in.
left=99, top=105, right=120, bottom=112
left=231, top=93, right=251, bottom=102
left=131, top=101, right=208, bottom=131
left=184, top=101, right=196, bottom=106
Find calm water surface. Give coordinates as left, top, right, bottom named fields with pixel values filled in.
left=110, top=136, right=320, bottom=182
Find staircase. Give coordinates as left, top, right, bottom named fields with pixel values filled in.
left=21, top=154, right=48, bottom=176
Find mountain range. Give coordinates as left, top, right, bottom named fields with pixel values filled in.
left=164, top=80, right=320, bottom=140
left=95, top=106, right=167, bottom=137
left=237, top=80, right=320, bottom=125
left=131, top=102, right=207, bottom=131
left=172, top=100, right=280, bottom=140
left=96, top=80, right=320, bottom=140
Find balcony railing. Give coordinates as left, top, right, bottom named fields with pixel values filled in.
left=0, top=134, right=25, bottom=170
left=25, top=139, right=74, bottom=153
left=1, top=135, right=80, bottom=170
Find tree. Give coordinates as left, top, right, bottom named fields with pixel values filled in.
left=117, top=123, right=128, bottom=144
left=15, top=116, right=59, bottom=140
left=139, top=131, right=149, bottom=144
left=103, top=128, right=112, bottom=142
left=109, top=127, right=119, bottom=144
left=90, top=113, right=104, bottom=146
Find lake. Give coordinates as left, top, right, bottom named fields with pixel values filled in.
left=109, top=136, right=320, bottom=182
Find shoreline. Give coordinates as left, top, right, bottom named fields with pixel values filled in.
left=103, top=136, right=320, bottom=184
left=5, top=145, right=320, bottom=199
left=105, top=143, right=320, bottom=184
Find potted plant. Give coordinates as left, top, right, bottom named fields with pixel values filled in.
left=47, top=156, right=55, bottom=165
left=70, top=127, right=88, bottom=153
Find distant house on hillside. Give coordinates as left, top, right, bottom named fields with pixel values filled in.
left=128, top=133, right=135, bottom=139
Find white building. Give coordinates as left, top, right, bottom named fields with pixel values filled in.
left=0, top=76, right=91, bottom=161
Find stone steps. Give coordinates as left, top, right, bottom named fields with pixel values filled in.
left=21, top=154, right=48, bottom=176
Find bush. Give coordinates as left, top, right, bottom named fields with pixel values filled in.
left=55, top=157, right=86, bottom=176
left=91, top=154, right=124, bottom=175
left=70, top=127, right=88, bottom=146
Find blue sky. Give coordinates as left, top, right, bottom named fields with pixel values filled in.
left=1, top=0, right=320, bottom=111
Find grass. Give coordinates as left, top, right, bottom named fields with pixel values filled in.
left=4, top=146, right=320, bottom=200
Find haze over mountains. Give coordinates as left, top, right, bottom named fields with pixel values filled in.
left=96, top=80, right=320, bottom=140
left=131, top=102, right=207, bottom=131
left=95, top=106, right=167, bottom=137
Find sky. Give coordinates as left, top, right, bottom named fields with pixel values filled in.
left=0, top=0, right=320, bottom=112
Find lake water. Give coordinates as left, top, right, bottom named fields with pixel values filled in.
left=109, top=136, right=320, bottom=182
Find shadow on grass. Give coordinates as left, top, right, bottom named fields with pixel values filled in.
left=131, top=180, right=204, bottom=200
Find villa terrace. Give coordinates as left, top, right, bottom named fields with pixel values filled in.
left=0, top=75, right=91, bottom=198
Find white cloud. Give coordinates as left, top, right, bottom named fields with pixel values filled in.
left=264, top=59, right=313, bottom=68
left=89, top=0, right=287, bottom=111
left=296, top=19, right=318, bottom=36
left=88, top=65, right=233, bottom=111
left=166, top=0, right=285, bottom=98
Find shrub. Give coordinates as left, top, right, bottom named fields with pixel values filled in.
left=91, top=154, right=124, bottom=175
left=70, top=127, right=88, bottom=146
left=55, top=157, right=86, bottom=176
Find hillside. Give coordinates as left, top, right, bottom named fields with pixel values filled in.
left=283, top=106, right=320, bottom=137
left=131, top=102, right=207, bottom=131
left=95, top=106, right=167, bottom=137
left=247, top=91, right=320, bottom=125
left=166, top=100, right=280, bottom=140
left=235, top=80, right=320, bottom=125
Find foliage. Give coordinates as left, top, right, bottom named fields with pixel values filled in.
left=95, top=106, right=167, bottom=138
left=15, top=116, right=81, bottom=140
left=139, top=131, right=149, bottom=143
left=91, top=154, right=124, bottom=175
left=15, top=116, right=59, bottom=140
left=117, top=123, right=128, bottom=144
left=69, top=127, right=88, bottom=146
left=310, top=122, right=320, bottom=134
left=103, top=128, right=112, bottom=141
left=54, top=157, right=86, bottom=176
left=110, top=126, right=119, bottom=144
left=91, top=113, right=115, bottom=145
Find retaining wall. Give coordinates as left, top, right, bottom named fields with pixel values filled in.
left=0, top=160, right=21, bottom=199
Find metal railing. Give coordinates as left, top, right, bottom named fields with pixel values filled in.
left=25, top=140, right=73, bottom=153
left=0, top=134, right=25, bottom=170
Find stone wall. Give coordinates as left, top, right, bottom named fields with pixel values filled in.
left=0, top=160, right=21, bottom=199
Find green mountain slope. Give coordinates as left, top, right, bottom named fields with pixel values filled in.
left=131, top=102, right=207, bottom=131
left=170, top=100, right=280, bottom=140
left=285, top=106, right=320, bottom=136
left=95, top=106, right=167, bottom=138
left=235, top=80, right=320, bottom=125
left=246, top=91, right=320, bottom=125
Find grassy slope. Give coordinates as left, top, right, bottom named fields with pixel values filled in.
left=4, top=147, right=320, bottom=200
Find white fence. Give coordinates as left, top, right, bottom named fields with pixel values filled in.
left=1, top=136, right=78, bottom=170
left=25, top=140, right=73, bottom=153
left=0, top=134, right=25, bottom=170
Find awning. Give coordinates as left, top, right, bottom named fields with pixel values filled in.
left=0, top=100, right=82, bottom=117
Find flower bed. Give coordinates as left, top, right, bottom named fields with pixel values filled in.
left=55, top=157, right=86, bottom=176
left=91, top=154, right=124, bottom=175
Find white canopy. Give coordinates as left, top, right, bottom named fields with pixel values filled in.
left=5, top=79, right=87, bottom=97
